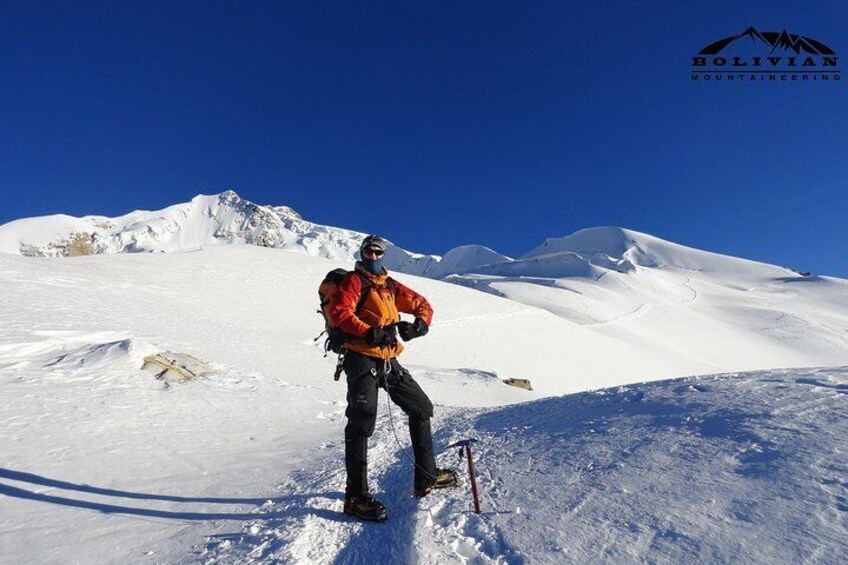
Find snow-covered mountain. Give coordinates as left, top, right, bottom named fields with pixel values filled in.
left=2, top=192, right=847, bottom=378
left=0, top=190, right=363, bottom=260
left=0, top=191, right=845, bottom=562
left=0, top=190, right=828, bottom=280
left=0, top=190, right=524, bottom=279
left=449, top=226, right=848, bottom=371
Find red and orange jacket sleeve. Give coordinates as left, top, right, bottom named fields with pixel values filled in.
left=393, top=279, right=434, bottom=326
left=328, top=273, right=370, bottom=337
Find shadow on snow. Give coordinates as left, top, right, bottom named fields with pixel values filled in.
left=0, top=467, right=336, bottom=521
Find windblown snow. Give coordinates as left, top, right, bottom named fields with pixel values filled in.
left=0, top=194, right=846, bottom=564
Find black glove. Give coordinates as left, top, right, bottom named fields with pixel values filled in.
left=398, top=318, right=429, bottom=341
left=396, top=321, right=414, bottom=341
left=365, top=326, right=396, bottom=347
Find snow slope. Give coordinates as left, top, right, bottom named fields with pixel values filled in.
left=446, top=226, right=848, bottom=374
left=0, top=246, right=535, bottom=564
left=1, top=195, right=847, bottom=564
left=203, top=367, right=848, bottom=564
left=0, top=245, right=846, bottom=564
left=2, top=194, right=847, bottom=383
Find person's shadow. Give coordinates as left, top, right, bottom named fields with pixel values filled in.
left=0, top=467, right=346, bottom=522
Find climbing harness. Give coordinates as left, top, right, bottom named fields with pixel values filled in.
left=381, top=359, right=440, bottom=482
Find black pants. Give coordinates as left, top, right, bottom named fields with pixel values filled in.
left=343, top=350, right=436, bottom=496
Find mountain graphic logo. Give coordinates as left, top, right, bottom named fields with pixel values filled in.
left=699, top=26, right=836, bottom=56
left=691, top=26, right=840, bottom=81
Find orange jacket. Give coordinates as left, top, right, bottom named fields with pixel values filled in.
left=328, top=263, right=434, bottom=359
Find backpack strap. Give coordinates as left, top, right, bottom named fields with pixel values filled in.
left=351, top=271, right=373, bottom=315
left=385, top=276, right=397, bottom=297
left=350, top=272, right=397, bottom=314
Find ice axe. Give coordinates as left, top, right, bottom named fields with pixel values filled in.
left=446, top=438, right=481, bottom=513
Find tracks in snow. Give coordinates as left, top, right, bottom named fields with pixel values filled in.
left=198, top=406, right=521, bottom=564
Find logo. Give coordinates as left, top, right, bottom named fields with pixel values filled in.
left=691, top=26, right=839, bottom=82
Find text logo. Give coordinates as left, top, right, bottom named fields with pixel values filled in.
left=691, top=27, right=839, bottom=82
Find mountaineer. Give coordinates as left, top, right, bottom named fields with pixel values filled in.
left=325, top=235, right=457, bottom=522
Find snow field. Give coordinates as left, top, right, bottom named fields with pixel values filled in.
left=0, top=240, right=846, bottom=564
left=198, top=368, right=848, bottom=564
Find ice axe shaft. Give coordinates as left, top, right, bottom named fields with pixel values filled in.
left=465, top=443, right=481, bottom=514
left=447, top=438, right=481, bottom=514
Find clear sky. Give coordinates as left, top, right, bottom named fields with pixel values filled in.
left=1, top=1, right=846, bottom=276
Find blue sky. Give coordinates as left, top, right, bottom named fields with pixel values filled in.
left=1, top=1, right=846, bottom=276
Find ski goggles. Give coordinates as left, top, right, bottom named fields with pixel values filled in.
left=362, top=247, right=385, bottom=258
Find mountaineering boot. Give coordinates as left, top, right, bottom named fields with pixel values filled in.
left=415, top=468, right=459, bottom=498
left=343, top=494, right=388, bottom=522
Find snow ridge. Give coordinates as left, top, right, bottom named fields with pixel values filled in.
left=0, top=192, right=822, bottom=284
left=0, top=191, right=363, bottom=259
